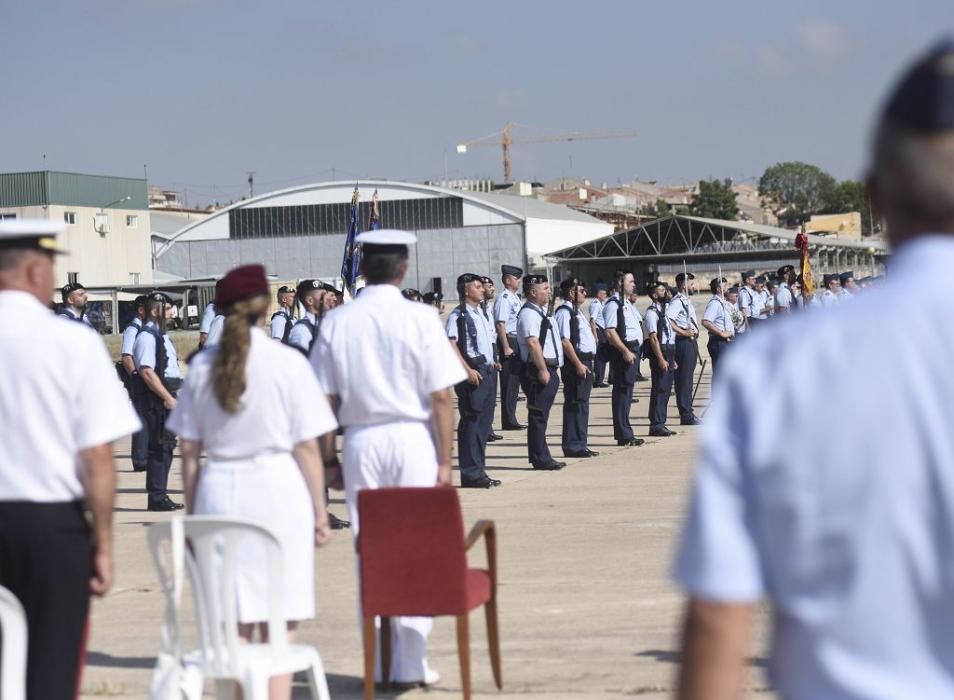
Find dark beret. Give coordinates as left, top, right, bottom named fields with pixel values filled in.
left=216, top=264, right=269, bottom=309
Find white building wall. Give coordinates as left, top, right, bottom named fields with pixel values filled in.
left=526, top=218, right=614, bottom=268
left=5, top=205, right=152, bottom=287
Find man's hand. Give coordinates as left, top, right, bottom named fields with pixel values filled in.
left=623, top=350, right=636, bottom=365
left=325, top=464, right=344, bottom=490
left=503, top=347, right=515, bottom=359
left=314, top=514, right=332, bottom=547
left=660, top=359, right=670, bottom=373
left=467, top=368, right=481, bottom=385
left=494, top=362, right=502, bottom=372
left=164, top=397, right=177, bottom=411
left=90, top=546, right=113, bottom=597
left=575, top=363, right=589, bottom=379
left=538, top=368, right=550, bottom=385
left=437, top=463, right=452, bottom=487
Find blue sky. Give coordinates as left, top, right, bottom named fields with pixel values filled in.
left=1, top=0, right=951, bottom=205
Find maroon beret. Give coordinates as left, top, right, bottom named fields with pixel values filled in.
left=216, top=264, right=269, bottom=309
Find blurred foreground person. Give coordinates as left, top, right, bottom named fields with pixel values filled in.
left=675, top=40, right=954, bottom=700
left=312, top=230, right=465, bottom=687
left=0, top=220, right=140, bottom=699
left=168, top=264, right=336, bottom=700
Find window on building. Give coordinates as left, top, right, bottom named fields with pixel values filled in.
left=126, top=215, right=138, bottom=228
left=67, top=272, right=79, bottom=285
left=129, top=272, right=141, bottom=285
left=64, top=211, right=76, bottom=225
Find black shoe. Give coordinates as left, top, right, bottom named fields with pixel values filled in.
left=132, top=464, right=147, bottom=472
left=635, top=373, right=646, bottom=382
left=533, top=460, right=566, bottom=470
left=680, top=415, right=703, bottom=426
left=617, top=438, right=646, bottom=447
left=593, top=382, right=609, bottom=388
left=329, top=513, right=351, bottom=530
left=564, top=450, right=592, bottom=458
left=516, top=396, right=525, bottom=402
left=461, top=476, right=501, bottom=488
left=584, top=449, right=600, bottom=457
left=147, top=498, right=183, bottom=512
left=501, top=423, right=525, bottom=431
left=487, top=433, right=503, bottom=442
left=649, top=427, right=676, bottom=437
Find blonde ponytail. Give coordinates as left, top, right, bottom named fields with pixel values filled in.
left=211, top=295, right=269, bottom=413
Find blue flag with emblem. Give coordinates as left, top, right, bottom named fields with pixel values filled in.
left=341, top=186, right=361, bottom=294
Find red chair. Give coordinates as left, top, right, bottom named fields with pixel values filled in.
left=357, top=487, right=501, bottom=700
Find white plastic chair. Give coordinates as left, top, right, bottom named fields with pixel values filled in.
left=0, top=585, right=27, bottom=700
left=148, top=516, right=331, bottom=700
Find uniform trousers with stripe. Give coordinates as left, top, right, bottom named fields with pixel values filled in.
left=522, top=364, right=560, bottom=466
left=593, top=327, right=609, bottom=385
left=707, top=336, right=731, bottom=378
left=454, top=364, right=496, bottom=482
left=0, top=501, right=91, bottom=700
left=649, top=344, right=676, bottom=430
left=498, top=343, right=522, bottom=428
left=144, top=400, right=176, bottom=504
left=610, top=347, right=639, bottom=441
left=561, top=357, right=594, bottom=455
left=673, top=336, right=699, bottom=420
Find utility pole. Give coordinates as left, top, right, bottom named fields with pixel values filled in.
left=144, top=164, right=148, bottom=182
left=247, top=172, right=255, bottom=199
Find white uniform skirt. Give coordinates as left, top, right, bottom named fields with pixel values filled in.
left=195, top=452, right=315, bottom=624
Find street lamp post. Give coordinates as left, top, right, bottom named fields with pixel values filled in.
left=94, top=195, right=132, bottom=236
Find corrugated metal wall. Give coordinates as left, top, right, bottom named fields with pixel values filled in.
left=0, top=171, right=148, bottom=209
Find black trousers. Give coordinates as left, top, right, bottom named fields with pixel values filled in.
left=707, top=336, right=731, bottom=378
left=594, top=328, right=608, bottom=385
left=485, top=366, right=499, bottom=439
left=499, top=346, right=522, bottom=428
left=523, top=364, right=560, bottom=466
left=610, top=349, right=639, bottom=441
left=649, top=345, right=676, bottom=429
left=130, top=387, right=149, bottom=468
left=561, top=359, right=594, bottom=454
left=455, top=365, right=496, bottom=481
left=673, top=336, right=699, bottom=420
left=145, top=399, right=176, bottom=504
left=0, top=501, right=91, bottom=700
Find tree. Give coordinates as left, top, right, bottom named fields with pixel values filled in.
left=826, top=180, right=875, bottom=236
left=758, top=161, right=837, bottom=227
left=689, top=179, right=739, bottom=220
left=640, top=198, right=672, bottom=218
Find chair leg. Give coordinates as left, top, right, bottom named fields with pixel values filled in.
left=306, top=652, right=332, bottom=700
left=363, top=616, right=376, bottom=700
left=243, top=668, right=270, bottom=700
left=456, top=614, right=472, bottom=700
left=485, top=598, right=503, bottom=689
left=380, top=616, right=392, bottom=688
left=214, top=679, right=234, bottom=700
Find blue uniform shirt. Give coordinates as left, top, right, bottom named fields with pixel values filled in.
left=121, top=317, right=143, bottom=356
left=446, top=304, right=495, bottom=365
left=132, top=321, right=181, bottom=379
left=199, top=302, right=216, bottom=333
left=555, top=301, right=597, bottom=355
left=516, top=303, right=564, bottom=367
left=589, top=298, right=606, bottom=329
left=288, top=312, right=318, bottom=352
left=270, top=308, right=292, bottom=340
left=702, top=296, right=735, bottom=336
left=602, top=294, right=643, bottom=344
left=493, top=288, right=521, bottom=335
left=644, top=303, right=676, bottom=345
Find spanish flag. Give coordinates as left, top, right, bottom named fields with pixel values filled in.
left=795, top=228, right=814, bottom=297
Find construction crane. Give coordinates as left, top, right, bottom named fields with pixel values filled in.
left=456, top=122, right=637, bottom=183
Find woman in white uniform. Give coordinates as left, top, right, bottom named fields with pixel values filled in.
left=167, top=263, right=337, bottom=700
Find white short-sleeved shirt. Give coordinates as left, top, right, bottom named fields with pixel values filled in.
left=446, top=304, right=495, bottom=364
left=589, top=298, right=606, bottom=329
left=493, top=288, right=521, bottom=335
left=702, top=296, right=734, bottom=336
left=0, top=291, right=141, bottom=502
left=516, top=302, right=564, bottom=366
left=270, top=309, right=293, bottom=340
left=167, top=327, right=337, bottom=460
left=838, top=289, right=852, bottom=301
left=288, top=313, right=318, bottom=352
left=121, top=317, right=143, bottom=356
left=602, top=294, right=643, bottom=344
left=674, top=235, right=954, bottom=699
left=644, top=303, right=676, bottom=345
left=199, top=302, right=217, bottom=334
left=133, top=322, right=182, bottom=379
left=775, top=282, right=794, bottom=310
left=667, top=293, right=699, bottom=333
left=312, top=284, right=466, bottom=428
left=554, top=301, right=597, bottom=355
left=206, top=314, right=225, bottom=346
left=753, top=290, right=769, bottom=319
left=738, top=286, right=756, bottom=319
left=821, top=289, right=839, bottom=307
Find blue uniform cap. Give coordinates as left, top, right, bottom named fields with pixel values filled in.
left=883, top=39, right=954, bottom=132
left=501, top=264, right=523, bottom=278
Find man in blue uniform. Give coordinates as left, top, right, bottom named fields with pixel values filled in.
left=57, top=282, right=94, bottom=327
left=494, top=264, right=525, bottom=430
left=447, top=274, right=502, bottom=488
left=555, top=277, right=599, bottom=458
left=589, top=283, right=609, bottom=387
left=269, top=285, right=296, bottom=342
left=120, top=295, right=150, bottom=472
left=480, top=275, right=503, bottom=442
left=603, top=270, right=645, bottom=447
left=645, top=281, right=678, bottom=437
left=517, top=274, right=565, bottom=470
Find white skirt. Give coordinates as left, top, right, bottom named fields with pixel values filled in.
left=194, top=452, right=315, bottom=624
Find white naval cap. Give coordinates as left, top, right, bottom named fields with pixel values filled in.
left=0, top=219, right=66, bottom=253
left=355, top=228, right=417, bottom=246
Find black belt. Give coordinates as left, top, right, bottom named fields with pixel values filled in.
left=625, top=341, right=640, bottom=351
left=465, top=354, right=488, bottom=370
left=576, top=351, right=595, bottom=361
left=544, top=358, right=559, bottom=368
